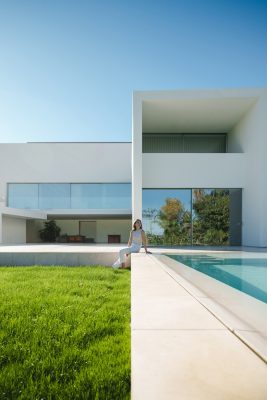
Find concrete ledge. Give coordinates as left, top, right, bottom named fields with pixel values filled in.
left=0, top=244, right=135, bottom=266
left=0, top=252, right=119, bottom=266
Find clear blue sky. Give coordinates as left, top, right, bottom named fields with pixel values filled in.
left=0, top=0, right=266, bottom=143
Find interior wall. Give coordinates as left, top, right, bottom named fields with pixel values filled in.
left=26, top=220, right=44, bottom=242
left=96, top=220, right=132, bottom=243
left=2, top=215, right=26, bottom=244
left=56, top=220, right=80, bottom=236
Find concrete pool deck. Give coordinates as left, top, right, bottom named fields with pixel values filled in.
left=131, top=253, right=267, bottom=400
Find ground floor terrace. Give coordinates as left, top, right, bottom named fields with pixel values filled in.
left=0, top=244, right=267, bottom=399
left=0, top=206, right=132, bottom=245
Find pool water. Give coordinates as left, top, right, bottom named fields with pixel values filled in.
left=165, top=254, right=267, bottom=304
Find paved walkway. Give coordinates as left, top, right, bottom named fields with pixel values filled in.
left=131, top=254, right=267, bottom=400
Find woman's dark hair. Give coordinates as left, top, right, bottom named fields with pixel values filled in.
left=133, top=219, right=142, bottom=230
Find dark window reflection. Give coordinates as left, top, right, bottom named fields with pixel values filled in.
left=192, top=189, right=242, bottom=246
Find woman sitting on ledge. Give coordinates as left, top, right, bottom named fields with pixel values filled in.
left=112, top=219, right=151, bottom=269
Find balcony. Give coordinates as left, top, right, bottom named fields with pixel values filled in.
left=142, top=153, right=245, bottom=188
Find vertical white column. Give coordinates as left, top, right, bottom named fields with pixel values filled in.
left=0, top=213, right=2, bottom=244
left=132, top=93, right=143, bottom=223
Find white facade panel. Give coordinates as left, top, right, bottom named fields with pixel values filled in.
left=132, top=95, right=143, bottom=221
left=2, top=215, right=26, bottom=244
left=142, top=154, right=245, bottom=188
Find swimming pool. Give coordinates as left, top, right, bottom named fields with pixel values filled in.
left=165, top=254, right=267, bottom=304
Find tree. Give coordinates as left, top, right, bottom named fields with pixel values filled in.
left=39, top=220, right=61, bottom=243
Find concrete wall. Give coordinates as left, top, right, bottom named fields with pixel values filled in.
left=228, top=93, right=267, bottom=246
left=142, top=154, right=245, bottom=188
left=132, top=94, right=143, bottom=222
left=2, top=215, right=26, bottom=244
left=0, top=142, right=132, bottom=206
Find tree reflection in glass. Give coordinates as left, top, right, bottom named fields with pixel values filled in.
left=193, top=189, right=230, bottom=245
left=142, top=189, right=192, bottom=246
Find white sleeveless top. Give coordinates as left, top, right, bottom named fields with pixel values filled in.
left=132, top=229, right=142, bottom=245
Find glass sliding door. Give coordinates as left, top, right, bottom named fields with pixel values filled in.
left=142, top=188, right=242, bottom=246
left=142, top=189, right=192, bottom=245
left=192, top=189, right=242, bottom=245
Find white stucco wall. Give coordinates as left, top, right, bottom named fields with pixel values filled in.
left=2, top=215, right=26, bottom=244
left=228, top=93, right=267, bottom=246
left=132, top=94, right=143, bottom=222
left=142, top=154, right=245, bottom=188
left=0, top=142, right=132, bottom=206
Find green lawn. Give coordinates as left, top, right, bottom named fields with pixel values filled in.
left=0, top=266, right=130, bottom=400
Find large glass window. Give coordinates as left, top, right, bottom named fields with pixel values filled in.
left=71, top=183, right=131, bottom=209
left=71, top=184, right=103, bottom=209
left=8, top=183, right=131, bottom=210
left=8, top=184, right=38, bottom=209
left=39, top=184, right=71, bottom=209
left=192, top=189, right=242, bottom=246
left=142, top=189, right=192, bottom=245
left=102, top=183, right=131, bottom=209
left=142, top=188, right=242, bottom=246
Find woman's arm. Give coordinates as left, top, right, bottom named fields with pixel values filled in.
left=128, top=231, right=133, bottom=246
left=141, top=230, right=149, bottom=253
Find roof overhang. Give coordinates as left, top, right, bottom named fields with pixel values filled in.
left=0, top=207, right=47, bottom=220
left=46, top=209, right=132, bottom=220
left=0, top=207, right=132, bottom=221
left=140, top=88, right=265, bottom=134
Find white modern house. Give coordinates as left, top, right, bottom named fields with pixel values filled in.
left=0, top=87, right=267, bottom=247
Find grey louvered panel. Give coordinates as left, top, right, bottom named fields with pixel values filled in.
left=183, top=135, right=226, bottom=153
left=143, top=134, right=226, bottom=153
left=143, top=134, right=183, bottom=153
